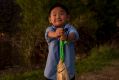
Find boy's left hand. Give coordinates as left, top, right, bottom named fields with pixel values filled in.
left=60, top=34, right=67, bottom=41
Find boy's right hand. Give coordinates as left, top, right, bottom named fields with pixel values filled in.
left=55, top=28, right=64, bottom=37
left=48, top=28, right=65, bottom=39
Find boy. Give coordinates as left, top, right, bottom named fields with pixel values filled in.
left=44, top=3, right=79, bottom=80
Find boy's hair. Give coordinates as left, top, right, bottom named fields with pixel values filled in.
left=49, top=3, right=69, bottom=15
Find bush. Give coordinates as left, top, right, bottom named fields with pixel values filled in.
left=76, top=45, right=119, bottom=74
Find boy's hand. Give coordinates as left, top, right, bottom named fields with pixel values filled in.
left=60, top=34, right=67, bottom=40
left=68, top=32, right=75, bottom=40
left=55, top=28, right=67, bottom=40
left=48, top=28, right=66, bottom=39
left=55, top=28, right=64, bottom=37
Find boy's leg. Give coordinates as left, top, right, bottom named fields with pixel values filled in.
left=45, top=76, right=75, bottom=80
left=45, top=77, right=53, bottom=80
left=71, top=76, right=75, bottom=80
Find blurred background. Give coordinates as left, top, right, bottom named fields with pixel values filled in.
left=0, top=0, right=119, bottom=80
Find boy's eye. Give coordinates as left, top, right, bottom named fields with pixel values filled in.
left=52, top=14, right=56, bottom=16
left=60, top=13, right=64, bottom=15
left=60, top=12, right=66, bottom=15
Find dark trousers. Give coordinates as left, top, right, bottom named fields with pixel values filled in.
left=71, top=76, right=75, bottom=80
left=46, top=76, right=75, bottom=80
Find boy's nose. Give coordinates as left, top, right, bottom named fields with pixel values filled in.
left=56, top=14, right=60, bottom=19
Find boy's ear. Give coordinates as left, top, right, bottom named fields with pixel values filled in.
left=49, top=17, right=52, bottom=23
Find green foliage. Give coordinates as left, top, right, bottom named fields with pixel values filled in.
left=76, top=45, right=119, bottom=74
left=1, top=0, right=119, bottom=70
left=15, top=0, right=49, bottom=67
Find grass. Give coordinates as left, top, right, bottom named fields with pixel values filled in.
left=76, top=45, right=119, bottom=75
left=0, top=69, right=45, bottom=80
left=0, top=45, right=119, bottom=80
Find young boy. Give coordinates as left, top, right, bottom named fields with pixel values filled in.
left=44, top=3, right=79, bottom=80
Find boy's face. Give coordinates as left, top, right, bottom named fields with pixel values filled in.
left=49, top=7, right=69, bottom=27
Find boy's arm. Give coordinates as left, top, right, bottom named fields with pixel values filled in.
left=48, top=31, right=57, bottom=38
left=48, top=28, right=66, bottom=39
left=45, top=27, right=56, bottom=43
left=67, top=27, right=79, bottom=42
left=68, top=32, right=75, bottom=41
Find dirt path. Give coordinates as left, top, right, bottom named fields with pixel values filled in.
left=76, top=59, right=119, bottom=80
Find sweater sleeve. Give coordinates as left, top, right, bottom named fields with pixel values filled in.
left=68, top=26, right=79, bottom=41
left=45, top=27, right=54, bottom=43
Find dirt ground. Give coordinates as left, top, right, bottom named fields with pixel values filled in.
left=76, top=59, right=119, bottom=80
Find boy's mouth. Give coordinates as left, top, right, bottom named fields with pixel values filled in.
left=56, top=19, right=62, bottom=22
